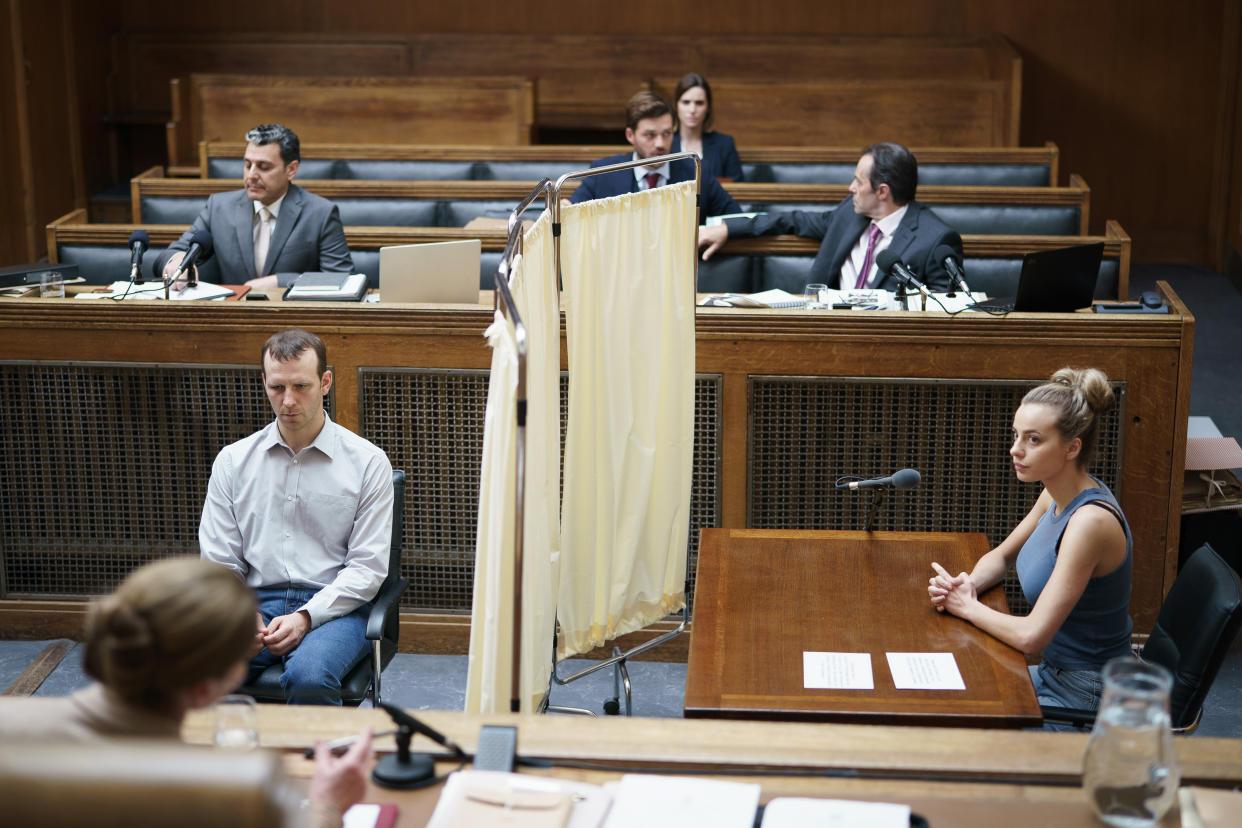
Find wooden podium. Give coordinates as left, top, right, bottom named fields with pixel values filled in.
left=684, top=529, right=1042, bottom=728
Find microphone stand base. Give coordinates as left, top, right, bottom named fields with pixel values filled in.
left=371, top=753, right=435, bottom=789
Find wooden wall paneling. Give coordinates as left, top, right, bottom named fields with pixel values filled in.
left=1218, top=2, right=1242, bottom=274
left=0, top=0, right=35, bottom=264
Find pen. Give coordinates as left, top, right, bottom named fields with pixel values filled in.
left=304, top=728, right=399, bottom=758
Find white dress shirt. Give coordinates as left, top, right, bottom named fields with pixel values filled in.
left=199, top=413, right=393, bottom=627
left=632, top=154, right=670, bottom=190
left=840, top=203, right=908, bottom=289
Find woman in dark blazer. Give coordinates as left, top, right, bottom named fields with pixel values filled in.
left=670, top=72, right=744, bottom=183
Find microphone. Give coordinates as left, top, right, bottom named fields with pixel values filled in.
left=128, top=230, right=149, bottom=284
left=169, top=230, right=213, bottom=288
left=935, top=244, right=970, bottom=296
left=837, top=468, right=922, bottom=490
left=876, top=250, right=931, bottom=302
left=378, top=702, right=465, bottom=758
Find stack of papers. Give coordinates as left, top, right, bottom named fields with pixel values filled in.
left=284, top=273, right=367, bottom=301
left=76, top=281, right=235, bottom=300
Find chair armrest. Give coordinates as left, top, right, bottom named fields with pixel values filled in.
left=366, top=576, right=409, bottom=640
left=1039, top=705, right=1097, bottom=728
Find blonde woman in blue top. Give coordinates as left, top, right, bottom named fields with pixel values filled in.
left=670, top=72, right=744, bottom=183
left=928, top=367, right=1131, bottom=723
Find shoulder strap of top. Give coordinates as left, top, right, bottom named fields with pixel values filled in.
left=1054, top=498, right=1126, bottom=554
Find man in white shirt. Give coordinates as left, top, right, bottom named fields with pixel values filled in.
left=199, top=328, right=393, bottom=704
left=698, top=142, right=963, bottom=291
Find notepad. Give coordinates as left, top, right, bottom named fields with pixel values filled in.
left=283, top=273, right=367, bottom=301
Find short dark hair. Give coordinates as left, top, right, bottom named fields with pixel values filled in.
left=862, top=142, right=918, bottom=205
left=625, top=91, right=675, bottom=132
left=673, top=72, right=714, bottom=132
left=261, top=328, right=326, bottom=378
left=244, top=124, right=300, bottom=165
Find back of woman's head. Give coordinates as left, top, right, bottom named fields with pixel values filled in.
left=1022, top=367, right=1114, bottom=467
left=83, top=558, right=255, bottom=710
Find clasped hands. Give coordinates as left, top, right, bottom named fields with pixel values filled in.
left=928, top=561, right=977, bottom=615
left=255, top=609, right=311, bottom=656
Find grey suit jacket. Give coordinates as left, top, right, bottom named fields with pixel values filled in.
left=153, top=185, right=353, bottom=285
left=725, top=196, right=962, bottom=291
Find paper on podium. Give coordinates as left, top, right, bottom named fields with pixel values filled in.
left=803, top=651, right=874, bottom=690
left=89, top=281, right=235, bottom=300
left=886, top=652, right=965, bottom=690
left=427, top=770, right=611, bottom=828
left=601, top=774, right=759, bottom=828
left=761, top=797, right=911, bottom=827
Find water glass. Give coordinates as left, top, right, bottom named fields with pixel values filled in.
left=1082, top=657, right=1179, bottom=827
left=39, top=270, right=65, bottom=298
left=804, top=282, right=829, bottom=309
left=214, top=694, right=259, bottom=750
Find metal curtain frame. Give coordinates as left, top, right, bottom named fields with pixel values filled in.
left=543, top=153, right=702, bottom=716
left=493, top=177, right=552, bottom=713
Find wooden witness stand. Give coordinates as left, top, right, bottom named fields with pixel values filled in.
left=685, top=529, right=1041, bottom=727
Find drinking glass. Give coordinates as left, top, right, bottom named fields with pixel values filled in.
left=214, top=694, right=259, bottom=749
left=804, top=282, right=829, bottom=309
left=40, top=270, right=65, bottom=298
left=1082, top=657, right=1179, bottom=827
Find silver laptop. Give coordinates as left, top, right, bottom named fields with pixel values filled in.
left=379, top=239, right=481, bottom=303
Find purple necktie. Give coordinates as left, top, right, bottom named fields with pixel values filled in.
left=855, top=224, right=882, bottom=289
left=644, top=172, right=661, bottom=190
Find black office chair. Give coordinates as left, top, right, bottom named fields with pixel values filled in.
left=241, top=469, right=407, bottom=706
left=1042, top=543, right=1242, bottom=732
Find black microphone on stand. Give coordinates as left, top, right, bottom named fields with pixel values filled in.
left=836, top=468, right=922, bottom=531
left=935, top=244, right=971, bottom=298
left=877, top=250, right=931, bottom=310
left=836, top=468, right=922, bottom=490
left=128, top=230, right=149, bottom=284
left=167, top=230, right=214, bottom=289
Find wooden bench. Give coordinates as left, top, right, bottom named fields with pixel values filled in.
left=130, top=168, right=1091, bottom=236
left=197, top=142, right=1061, bottom=187
left=110, top=32, right=1020, bottom=164
left=166, top=74, right=536, bottom=166
left=47, top=209, right=1129, bottom=299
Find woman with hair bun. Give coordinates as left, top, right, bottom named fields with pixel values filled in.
left=670, top=72, right=744, bottom=182
left=1, top=558, right=372, bottom=826
left=928, top=367, right=1131, bottom=719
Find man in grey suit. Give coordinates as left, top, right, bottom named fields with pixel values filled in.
left=698, top=142, right=962, bottom=292
left=156, top=124, right=353, bottom=290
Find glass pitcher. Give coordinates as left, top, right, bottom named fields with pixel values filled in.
left=1082, top=657, right=1179, bottom=827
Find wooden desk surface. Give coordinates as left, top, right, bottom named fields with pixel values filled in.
left=685, top=529, right=1041, bottom=727
left=180, top=707, right=1242, bottom=828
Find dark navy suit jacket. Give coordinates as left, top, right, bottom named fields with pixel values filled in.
left=569, top=154, right=741, bottom=223
left=724, top=196, right=963, bottom=291
left=672, top=131, right=744, bottom=181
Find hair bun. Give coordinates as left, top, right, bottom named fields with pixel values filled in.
left=83, top=596, right=156, bottom=694
left=1049, top=366, right=1114, bottom=414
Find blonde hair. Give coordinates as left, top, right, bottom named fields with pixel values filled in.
left=1022, top=367, right=1115, bottom=467
left=82, top=558, right=255, bottom=710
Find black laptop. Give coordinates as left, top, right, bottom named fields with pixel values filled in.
left=970, top=242, right=1104, bottom=313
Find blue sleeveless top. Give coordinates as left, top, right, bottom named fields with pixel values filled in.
left=1014, top=477, right=1133, bottom=670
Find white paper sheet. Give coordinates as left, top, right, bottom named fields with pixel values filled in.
left=601, top=774, right=760, bottom=828
left=885, top=652, right=966, bottom=690
left=761, top=797, right=911, bottom=828
left=803, top=652, right=874, bottom=690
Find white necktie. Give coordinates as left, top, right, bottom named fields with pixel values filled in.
left=254, top=207, right=272, bottom=277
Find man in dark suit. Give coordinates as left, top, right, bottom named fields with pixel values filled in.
left=570, top=91, right=740, bottom=222
left=155, top=124, right=353, bottom=289
left=698, top=142, right=962, bottom=291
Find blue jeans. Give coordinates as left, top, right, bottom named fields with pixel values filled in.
left=250, top=586, right=369, bottom=706
left=1030, top=661, right=1103, bottom=732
